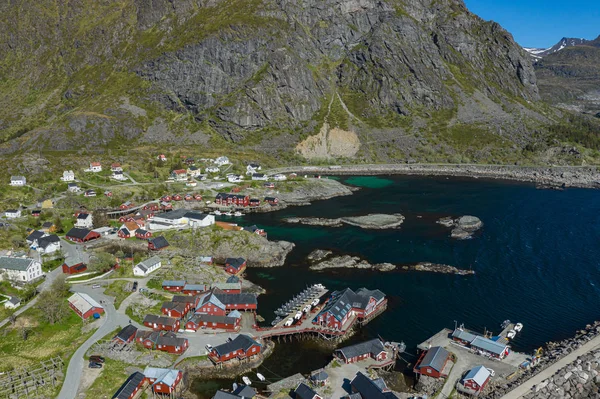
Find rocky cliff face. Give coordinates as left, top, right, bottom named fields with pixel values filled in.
left=0, top=0, right=544, bottom=161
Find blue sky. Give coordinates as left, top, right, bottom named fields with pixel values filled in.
left=463, top=0, right=600, bottom=48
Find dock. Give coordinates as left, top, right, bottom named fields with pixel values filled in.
left=270, top=285, right=329, bottom=328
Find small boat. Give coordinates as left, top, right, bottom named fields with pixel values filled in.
left=224, top=211, right=232, bottom=216
left=213, top=210, right=221, bottom=216
left=514, top=323, right=523, bottom=332
left=311, top=298, right=319, bottom=307
left=507, top=330, right=516, bottom=339
left=256, top=373, right=266, bottom=382
left=242, top=376, right=252, bottom=385
left=294, top=311, right=302, bottom=320
left=501, top=319, right=511, bottom=329
left=234, top=211, right=243, bottom=217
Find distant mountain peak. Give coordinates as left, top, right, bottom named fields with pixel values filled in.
left=524, top=36, right=597, bottom=59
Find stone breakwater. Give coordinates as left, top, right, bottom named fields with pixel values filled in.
left=268, top=164, right=600, bottom=188
left=284, top=213, right=405, bottom=229
left=484, top=321, right=600, bottom=399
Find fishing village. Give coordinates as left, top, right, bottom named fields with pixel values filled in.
left=0, top=156, right=599, bottom=399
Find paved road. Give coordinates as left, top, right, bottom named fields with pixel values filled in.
left=501, top=334, right=600, bottom=398
left=61, top=238, right=90, bottom=263
left=56, top=285, right=132, bottom=399
left=0, top=266, right=63, bottom=329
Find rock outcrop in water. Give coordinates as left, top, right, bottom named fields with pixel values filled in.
left=310, top=255, right=396, bottom=272
left=438, top=215, right=483, bottom=239
left=284, top=213, right=405, bottom=229
left=401, top=262, right=475, bottom=275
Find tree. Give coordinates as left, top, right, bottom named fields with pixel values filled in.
left=93, top=211, right=109, bottom=229
left=51, top=275, right=70, bottom=298
left=36, top=290, right=69, bottom=325
left=89, top=251, right=116, bottom=273
left=54, top=217, right=64, bottom=233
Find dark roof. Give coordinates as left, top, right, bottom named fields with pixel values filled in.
left=135, top=329, right=161, bottom=343
left=195, top=314, right=238, bottom=325
left=173, top=295, right=198, bottom=304
left=225, top=257, right=246, bottom=270
left=66, top=227, right=92, bottom=240
left=149, top=236, right=169, bottom=249
left=42, top=221, right=53, bottom=228
left=232, top=384, right=256, bottom=398
left=417, top=346, right=449, bottom=372
left=119, top=227, right=130, bottom=235
left=214, top=391, right=242, bottom=399
left=311, top=370, right=329, bottom=381
left=156, top=335, right=187, bottom=347
left=77, top=213, right=91, bottom=220
left=315, top=288, right=386, bottom=323
left=295, top=383, right=319, bottom=399
left=38, top=235, right=60, bottom=249
left=226, top=275, right=240, bottom=283
left=136, top=229, right=149, bottom=235
left=144, top=314, right=179, bottom=326
left=112, top=372, right=144, bottom=399
left=264, top=197, right=278, bottom=201
left=350, top=372, right=398, bottom=399
left=213, top=334, right=261, bottom=357
left=215, top=291, right=257, bottom=306
left=337, top=339, right=385, bottom=361
left=26, top=230, right=45, bottom=242
left=246, top=225, right=260, bottom=233
left=162, top=302, right=188, bottom=313
left=115, top=325, right=138, bottom=342
left=8, top=296, right=20, bottom=305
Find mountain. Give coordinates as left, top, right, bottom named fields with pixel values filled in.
left=531, top=35, right=600, bottom=115
left=0, top=0, right=557, bottom=163
left=524, top=37, right=592, bottom=59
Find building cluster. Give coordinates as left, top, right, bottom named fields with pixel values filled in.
left=312, top=288, right=387, bottom=331
left=111, top=366, right=183, bottom=399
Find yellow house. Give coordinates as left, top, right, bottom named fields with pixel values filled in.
left=40, top=199, right=54, bottom=209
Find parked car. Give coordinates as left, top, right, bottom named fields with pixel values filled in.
left=88, top=362, right=102, bottom=369
left=205, top=344, right=213, bottom=352
left=132, top=281, right=138, bottom=292
left=89, top=355, right=105, bottom=363
left=139, top=288, right=148, bottom=293
left=91, top=284, right=101, bottom=289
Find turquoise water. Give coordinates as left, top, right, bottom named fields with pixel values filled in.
left=344, top=176, right=394, bottom=188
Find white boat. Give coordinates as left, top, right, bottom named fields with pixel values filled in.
left=514, top=323, right=523, bottom=332
left=224, top=211, right=232, bottom=216
left=284, top=318, right=293, bottom=326
left=242, top=376, right=252, bottom=385
left=234, top=211, right=243, bottom=217
left=294, top=311, right=302, bottom=320
left=214, top=210, right=221, bottom=216
left=311, top=298, right=319, bottom=307
left=507, top=330, right=516, bottom=339
left=256, top=373, right=266, bottom=382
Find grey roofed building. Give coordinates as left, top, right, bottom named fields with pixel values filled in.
left=215, top=291, right=257, bottom=306
left=8, top=296, right=20, bottom=306
left=26, top=230, right=45, bottom=243
left=114, top=324, right=138, bottom=343
left=183, top=283, right=208, bottom=292
left=136, top=228, right=149, bottom=235
left=225, top=257, right=246, bottom=270
left=144, top=314, right=179, bottom=326
left=226, top=275, right=240, bottom=283
left=198, top=290, right=226, bottom=310
left=64, top=255, right=85, bottom=267
left=0, top=256, right=37, bottom=271
left=336, top=339, right=386, bottom=361
left=470, top=336, right=508, bottom=356
left=118, top=227, right=130, bottom=236
left=214, top=391, right=243, bottom=399
left=137, top=256, right=161, bottom=270
left=112, top=371, right=144, bottom=399
left=232, top=384, right=256, bottom=398
left=37, top=234, right=60, bottom=249
left=294, top=382, right=320, bottom=399
left=314, top=287, right=386, bottom=323
left=212, top=282, right=242, bottom=291
left=66, top=227, right=93, bottom=240
left=417, top=346, right=450, bottom=372
left=163, top=280, right=186, bottom=287
left=149, top=236, right=169, bottom=249
left=346, top=393, right=362, bottom=399
left=350, top=372, right=398, bottom=399
left=212, top=334, right=261, bottom=357
left=77, top=213, right=91, bottom=220
left=462, top=365, right=491, bottom=386
left=310, top=369, right=329, bottom=382
left=156, top=334, right=187, bottom=347
left=196, top=314, right=239, bottom=325
left=452, top=328, right=477, bottom=343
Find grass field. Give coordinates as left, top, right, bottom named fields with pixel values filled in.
left=104, top=280, right=133, bottom=309
left=83, top=357, right=134, bottom=399
left=0, top=307, right=97, bottom=371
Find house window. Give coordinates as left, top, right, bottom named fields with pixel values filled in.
left=252, top=347, right=256, bottom=352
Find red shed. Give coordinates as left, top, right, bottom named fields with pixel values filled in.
left=224, top=257, right=247, bottom=275
left=65, top=227, right=101, bottom=243
left=335, top=339, right=387, bottom=364
left=249, top=198, right=260, bottom=207
left=172, top=194, right=182, bottom=201
left=413, top=346, right=450, bottom=379
left=264, top=196, right=279, bottom=205
left=113, top=372, right=145, bottom=399
left=143, top=315, right=180, bottom=332
left=143, top=367, right=183, bottom=395
left=68, top=293, right=104, bottom=319
left=182, top=283, right=208, bottom=296
left=135, top=229, right=152, bottom=239
left=156, top=335, right=188, bottom=354
left=185, top=313, right=241, bottom=331
left=162, top=280, right=186, bottom=292
left=161, top=301, right=191, bottom=319
left=62, top=258, right=87, bottom=275
left=209, top=334, right=261, bottom=364
left=461, top=366, right=491, bottom=393
left=113, top=325, right=138, bottom=344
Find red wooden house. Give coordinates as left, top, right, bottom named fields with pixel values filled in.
left=156, top=335, right=188, bottom=354
left=68, top=293, right=104, bottom=320
left=172, top=194, right=182, bottom=201
left=62, top=257, right=87, bottom=275
left=194, top=194, right=203, bottom=201
left=162, top=280, right=186, bottom=292
left=135, top=229, right=152, bottom=239
left=460, top=366, right=491, bottom=393
left=182, top=283, right=208, bottom=295
left=196, top=291, right=227, bottom=316
left=135, top=330, right=161, bottom=349
left=209, top=334, right=261, bottom=364
left=65, top=227, right=101, bottom=243
left=118, top=214, right=134, bottom=223
left=413, top=346, right=451, bottom=379
left=117, top=227, right=131, bottom=238
left=224, top=257, right=247, bottom=275
left=160, top=201, right=173, bottom=210
left=161, top=301, right=191, bottom=319
left=143, top=367, right=183, bottom=395
left=113, top=325, right=138, bottom=344
left=335, top=339, right=387, bottom=364
left=120, top=201, right=134, bottom=210
left=264, top=196, right=279, bottom=205
left=148, top=236, right=169, bottom=250
left=215, top=193, right=250, bottom=207
left=143, top=203, right=160, bottom=211
left=197, top=288, right=257, bottom=314
left=143, top=314, right=180, bottom=332
left=249, top=198, right=260, bottom=207
left=161, top=195, right=172, bottom=202
left=173, top=295, right=200, bottom=309
left=313, top=288, right=386, bottom=330
left=185, top=313, right=241, bottom=331
left=113, top=372, right=145, bottom=399
left=184, top=194, right=193, bottom=201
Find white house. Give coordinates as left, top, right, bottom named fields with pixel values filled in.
left=148, top=210, right=215, bottom=231
left=111, top=163, right=123, bottom=172
left=67, top=183, right=80, bottom=193
left=171, top=170, right=188, bottom=181
left=206, top=166, right=220, bottom=173
left=35, top=235, right=61, bottom=254
left=246, top=163, right=261, bottom=175
left=187, top=166, right=202, bottom=177
left=272, top=174, right=287, bottom=181
left=89, top=162, right=102, bottom=172
left=228, top=175, right=243, bottom=183
left=5, top=209, right=21, bottom=219
left=4, top=296, right=20, bottom=309
left=112, top=171, right=127, bottom=181
left=133, top=256, right=162, bottom=277
left=252, top=173, right=268, bottom=181
left=10, top=176, right=26, bottom=186
left=0, top=256, right=43, bottom=282
left=75, top=213, right=93, bottom=229
left=214, top=156, right=230, bottom=166
left=61, top=170, right=75, bottom=182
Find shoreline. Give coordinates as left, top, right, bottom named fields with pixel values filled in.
left=267, top=164, right=600, bottom=188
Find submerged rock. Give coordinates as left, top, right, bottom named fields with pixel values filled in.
left=402, top=262, right=475, bottom=275
left=307, top=249, right=333, bottom=262
left=284, top=213, right=405, bottom=229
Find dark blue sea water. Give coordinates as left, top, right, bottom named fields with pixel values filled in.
left=245, top=175, right=600, bottom=353
left=193, top=175, right=600, bottom=397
